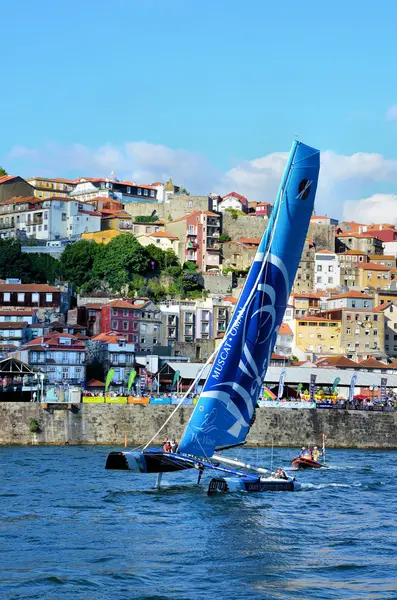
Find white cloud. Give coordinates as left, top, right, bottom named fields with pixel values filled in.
left=343, top=194, right=397, bottom=224
left=6, top=141, right=397, bottom=221
left=386, top=105, right=397, bottom=121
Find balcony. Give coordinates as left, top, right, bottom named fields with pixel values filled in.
left=186, top=242, right=199, bottom=249
left=186, top=228, right=197, bottom=236
left=207, top=243, right=220, bottom=251
left=207, top=231, right=220, bottom=238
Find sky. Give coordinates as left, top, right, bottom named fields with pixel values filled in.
left=2, top=0, right=397, bottom=222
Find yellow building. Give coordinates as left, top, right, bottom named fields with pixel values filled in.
left=294, top=316, right=342, bottom=355
left=136, top=231, right=179, bottom=254
left=27, top=177, right=75, bottom=198
left=355, top=263, right=391, bottom=289
left=82, top=230, right=122, bottom=244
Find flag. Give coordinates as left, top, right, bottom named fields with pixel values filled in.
left=277, top=368, right=287, bottom=400
left=172, top=369, right=180, bottom=388
left=331, top=377, right=341, bottom=394
left=127, top=369, right=137, bottom=393
left=349, top=372, right=358, bottom=403
left=309, top=374, right=317, bottom=401
left=105, top=368, right=115, bottom=393
left=380, top=377, right=387, bottom=403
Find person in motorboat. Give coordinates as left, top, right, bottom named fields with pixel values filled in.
left=312, top=446, right=320, bottom=461
left=275, top=468, right=288, bottom=480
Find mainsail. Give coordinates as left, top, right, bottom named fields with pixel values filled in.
left=179, top=140, right=320, bottom=458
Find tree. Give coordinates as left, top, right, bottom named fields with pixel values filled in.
left=219, top=233, right=231, bottom=243
left=145, top=244, right=179, bottom=271
left=95, top=235, right=150, bottom=291
left=134, top=215, right=159, bottom=223
left=0, top=239, right=59, bottom=283
left=0, top=167, right=7, bottom=177
left=60, top=240, right=98, bottom=288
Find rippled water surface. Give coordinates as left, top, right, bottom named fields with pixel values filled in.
left=1, top=446, right=396, bottom=600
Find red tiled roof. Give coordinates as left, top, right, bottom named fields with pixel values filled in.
left=107, top=299, right=135, bottom=310
left=239, top=237, right=261, bottom=245
left=368, top=255, right=395, bottom=260
left=358, top=357, right=390, bottom=369
left=0, top=309, right=36, bottom=316
left=315, top=249, right=335, bottom=255
left=339, top=249, right=367, bottom=255
left=271, top=353, right=288, bottom=360
left=279, top=323, right=293, bottom=334
left=297, top=317, right=341, bottom=322
left=316, top=355, right=358, bottom=368
left=358, top=263, right=390, bottom=271
left=86, top=379, right=105, bottom=387
left=327, top=291, right=374, bottom=300
left=79, top=210, right=102, bottom=217
left=0, top=321, right=28, bottom=329
left=0, top=283, right=59, bottom=292
left=170, top=211, right=219, bottom=223
left=373, top=302, right=394, bottom=312
left=223, top=191, right=247, bottom=201
left=291, top=292, right=323, bottom=299
left=0, top=175, right=18, bottom=184
left=147, top=231, right=178, bottom=240
left=84, top=303, right=105, bottom=310
left=221, top=295, right=238, bottom=304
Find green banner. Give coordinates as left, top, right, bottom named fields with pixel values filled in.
left=127, top=369, right=137, bottom=393
left=172, top=370, right=180, bottom=388
left=105, top=368, right=115, bottom=393
left=331, top=377, right=341, bottom=394
left=297, top=383, right=303, bottom=394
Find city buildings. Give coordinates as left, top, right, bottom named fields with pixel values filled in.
left=314, top=250, right=340, bottom=291
left=86, top=333, right=135, bottom=390
left=0, top=175, right=34, bottom=203
left=222, top=237, right=260, bottom=271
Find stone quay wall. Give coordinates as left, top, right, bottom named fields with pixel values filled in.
left=1, top=404, right=397, bottom=448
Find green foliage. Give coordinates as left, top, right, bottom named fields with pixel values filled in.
left=29, top=418, right=40, bottom=433
left=183, top=261, right=199, bottom=272
left=0, top=167, right=7, bottom=177
left=134, top=215, right=159, bottom=223
left=225, top=208, right=239, bottom=220
left=218, top=233, right=231, bottom=243
left=180, top=187, right=190, bottom=195
left=0, top=239, right=60, bottom=283
left=60, top=240, right=97, bottom=288
left=145, top=244, right=179, bottom=271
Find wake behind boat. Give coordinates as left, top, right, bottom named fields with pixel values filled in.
left=105, top=139, right=320, bottom=494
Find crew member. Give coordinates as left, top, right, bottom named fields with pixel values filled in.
left=275, top=468, right=288, bottom=480
left=312, top=446, right=320, bottom=461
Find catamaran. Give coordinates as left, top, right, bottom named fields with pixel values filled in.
left=106, top=139, right=320, bottom=494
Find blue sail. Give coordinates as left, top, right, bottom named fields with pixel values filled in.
left=179, top=140, right=320, bottom=458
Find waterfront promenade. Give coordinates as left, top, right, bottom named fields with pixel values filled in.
left=1, top=403, right=397, bottom=448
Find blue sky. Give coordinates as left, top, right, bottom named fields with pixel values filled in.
left=2, top=0, right=397, bottom=220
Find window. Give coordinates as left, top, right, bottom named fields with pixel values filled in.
left=123, top=309, right=129, bottom=316
left=123, top=321, right=129, bottom=330
left=3, top=292, right=10, bottom=302
left=127, top=186, right=131, bottom=194
left=346, top=327, right=351, bottom=334
left=150, top=190, right=155, bottom=197
left=328, top=265, right=333, bottom=272
left=32, top=292, right=39, bottom=303
left=62, top=213, right=67, bottom=221
left=374, top=315, right=378, bottom=322
left=188, top=225, right=194, bottom=233
left=111, top=320, right=117, bottom=329
left=153, top=338, right=157, bottom=344
left=141, top=337, right=145, bottom=344
left=46, top=293, right=53, bottom=302
left=75, top=368, right=82, bottom=378
left=374, top=329, right=378, bottom=336
left=62, top=367, right=69, bottom=379
left=188, top=200, right=193, bottom=208
left=144, top=189, right=148, bottom=196
left=112, top=308, right=118, bottom=316
left=317, top=265, right=322, bottom=272
left=386, top=334, right=389, bottom=340
left=44, top=212, right=48, bottom=220
left=365, top=329, right=370, bottom=336
left=394, top=335, right=397, bottom=341
left=364, top=301, right=369, bottom=308
left=137, top=188, right=142, bottom=196
left=17, top=293, right=25, bottom=302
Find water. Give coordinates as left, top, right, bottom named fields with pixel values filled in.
left=0, top=446, right=396, bottom=600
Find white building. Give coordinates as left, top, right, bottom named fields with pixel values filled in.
left=0, top=196, right=101, bottom=241
left=314, top=250, right=340, bottom=291
left=274, top=323, right=294, bottom=357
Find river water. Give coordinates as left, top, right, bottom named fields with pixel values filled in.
left=0, top=446, right=396, bottom=600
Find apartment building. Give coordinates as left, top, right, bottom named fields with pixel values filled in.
left=367, top=255, right=396, bottom=268
left=355, top=263, right=391, bottom=290
left=314, top=250, right=340, bottom=291
left=0, top=283, right=66, bottom=314
left=27, top=177, right=75, bottom=198
left=18, top=332, right=86, bottom=387
left=338, top=250, right=367, bottom=287
left=373, top=302, right=397, bottom=358
left=0, top=196, right=101, bottom=240
left=0, top=175, right=35, bottom=203
left=319, top=308, right=385, bottom=359
left=222, top=238, right=260, bottom=271
left=101, top=300, right=138, bottom=344
left=86, top=333, right=135, bottom=389
left=131, top=299, right=162, bottom=352
left=69, top=177, right=157, bottom=204
left=274, top=323, right=294, bottom=357
left=293, top=316, right=342, bottom=355
left=336, top=232, right=383, bottom=254
left=290, top=292, right=324, bottom=317
left=136, top=231, right=179, bottom=254
left=0, top=321, right=29, bottom=348
left=166, top=211, right=221, bottom=271
left=325, top=291, right=374, bottom=310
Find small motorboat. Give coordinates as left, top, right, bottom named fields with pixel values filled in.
left=291, top=456, right=325, bottom=469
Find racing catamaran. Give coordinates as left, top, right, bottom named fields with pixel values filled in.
left=106, top=139, right=320, bottom=493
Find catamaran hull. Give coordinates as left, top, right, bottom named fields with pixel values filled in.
left=208, top=476, right=301, bottom=494
left=105, top=450, right=194, bottom=473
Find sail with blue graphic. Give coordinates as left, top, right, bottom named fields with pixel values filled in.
left=178, top=140, right=320, bottom=458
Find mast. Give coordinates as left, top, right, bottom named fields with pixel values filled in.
left=179, top=140, right=320, bottom=459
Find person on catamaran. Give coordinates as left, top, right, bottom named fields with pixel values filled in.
left=170, top=439, right=179, bottom=453
left=163, top=438, right=172, bottom=452
left=312, top=446, right=320, bottom=461
left=275, top=468, right=288, bottom=480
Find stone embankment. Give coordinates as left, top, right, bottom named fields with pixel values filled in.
left=1, top=403, right=397, bottom=448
